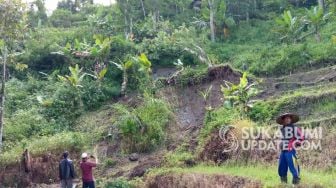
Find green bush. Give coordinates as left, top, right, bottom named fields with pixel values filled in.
left=114, top=96, right=172, bottom=153
left=4, top=108, right=56, bottom=146
left=138, top=26, right=202, bottom=67
left=102, top=178, right=133, bottom=188
left=0, top=132, right=88, bottom=167
left=41, top=84, right=83, bottom=129
left=163, top=151, right=194, bottom=167
left=197, top=107, right=240, bottom=149
left=103, top=158, right=117, bottom=168
left=81, top=80, right=121, bottom=110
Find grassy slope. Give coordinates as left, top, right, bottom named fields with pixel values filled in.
left=149, top=164, right=336, bottom=187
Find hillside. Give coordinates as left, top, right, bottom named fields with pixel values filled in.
left=0, top=0, right=336, bottom=188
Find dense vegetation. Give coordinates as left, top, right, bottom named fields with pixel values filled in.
left=0, top=0, right=336, bottom=187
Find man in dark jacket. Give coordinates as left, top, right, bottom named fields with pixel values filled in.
left=277, top=113, right=304, bottom=185
left=59, top=151, right=76, bottom=188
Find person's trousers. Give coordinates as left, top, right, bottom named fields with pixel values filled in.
left=83, top=181, right=95, bottom=188
left=60, top=179, right=73, bottom=188
left=278, top=150, right=300, bottom=178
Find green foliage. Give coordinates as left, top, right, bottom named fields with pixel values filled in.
left=103, top=158, right=117, bottom=168
left=138, top=25, right=202, bottom=66
left=49, top=9, right=86, bottom=27
left=163, top=151, right=194, bottom=167
left=4, top=108, right=56, bottom=147
left=58, top=64, right=92, bottom=87
left=198, top=107, right=240, bottom=150
left=304, top=6, right=331, bottom=42
left=171, top=65, right=208, bottom=86
left=114, top=96, right=172, bottom=153
left=275, top=10, right=304, bottom=43
left=102, top=178, right=133, bottom=188
left=0, top=132, right=88, bottom=166
left=221, top=72, right=259, bottom=114
left=248, top=101, right=277, bottom=122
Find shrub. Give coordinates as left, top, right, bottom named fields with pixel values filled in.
left=103, top=158, right=117, bottom=168
left=4, top=108, right=56, bottom=146
left=197, top=107, right=240, bottom=151
left=102, top=178, right=133, bottom=188
left=0, top=132, right=88, bottom=167
left=163, top=151, right=194, bottom=167
left=114, top=96, right=172, bottom=153
left=81, top=80, right=121, bottom=110
left=41, top=84, right=83, bottom=130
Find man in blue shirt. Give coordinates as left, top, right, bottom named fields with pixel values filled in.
left=276, top=113, right=304, bottom=185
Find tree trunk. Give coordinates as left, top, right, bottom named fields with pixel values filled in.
left=318, top=0, right=325, bottom=13
left=315, top=26, right=321, bottom=42
left=124, top=14, right=128, bottom=39
left=140, top=0, right=146, bottom=18
left=120, top=68, right=128, bottom=97
left=0, top=47, right=7, bottom=151
left=209, top=0, right=215, bottom=42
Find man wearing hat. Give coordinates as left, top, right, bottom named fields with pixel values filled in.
left=80, top=153, right=98, bottom=188
left=276, top=113, right=304, bottom=185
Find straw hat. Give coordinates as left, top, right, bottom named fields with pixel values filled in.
left=276, top=113, right=299, bottom=125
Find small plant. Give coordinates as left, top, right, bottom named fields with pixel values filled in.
left=221, top=72, right=259, bottom=117
left=58, top=64, right=92, bottom=88
left=113, top=95, right=171, bottom=153
left=199, top=85, right=213, bottom=105
left=103, top=158, right=117, bottom=168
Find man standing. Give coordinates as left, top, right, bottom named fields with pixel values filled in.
left=276, top=113, right=304, bottom=185
left=59, top=151, right=76, bottom=188
left=80, top=153, right=97, bottom=188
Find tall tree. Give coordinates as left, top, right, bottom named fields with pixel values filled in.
left=0, top=0, right=26, bottom=150
left=208, top=0, right=215, bottom=42
left=202, top=0, right=228, bottom=42
left=318, top=0, right=325, bottom=12
left=27, top=0, right=48, bottom=27
left=117, top=0, right=142, bottom=39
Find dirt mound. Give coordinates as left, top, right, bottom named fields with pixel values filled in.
left=158, top=65, right=241, bottom=150
left=146, top=173, right=262, bottom=188
left=0, top=151, right=80, bottom=187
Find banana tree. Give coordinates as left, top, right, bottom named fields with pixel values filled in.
left=58, top=64, right=93, bottom=106
left=221, top=72, right=259, bottom=116
left=111, top=60, right=133, bottom=97
left=58, top=64, right=92, bottom=88
left=111, top=53, right=152, bottom=97
left=275, top=10, right=304, bottom=43
left=304, top=6, right=331, bottom=42
left=63, top=35, right=111, bottom=81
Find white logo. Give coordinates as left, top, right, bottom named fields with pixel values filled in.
left=219, top=125, right=239, bottom=152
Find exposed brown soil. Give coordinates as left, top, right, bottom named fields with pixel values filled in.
left=0, top=151, right=81, bottom=187
left=158, top=65, right=241, bottom=150
left=145, top=173, right=262, bottom=188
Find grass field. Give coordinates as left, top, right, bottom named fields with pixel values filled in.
left=149, top=163, right=336, bottom=187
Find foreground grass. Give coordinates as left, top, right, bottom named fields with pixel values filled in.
left=148, top=163, right=336, bottom=188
